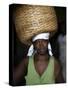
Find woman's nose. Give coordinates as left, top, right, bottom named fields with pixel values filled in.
left=38, top=40, right=44, bottom=46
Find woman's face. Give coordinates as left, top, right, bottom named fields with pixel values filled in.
left=33, top=39, right=49, bottom=55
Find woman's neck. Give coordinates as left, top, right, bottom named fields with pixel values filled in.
left=34, top=53, right=50, bottom=62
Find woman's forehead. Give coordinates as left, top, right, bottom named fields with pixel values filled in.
left=33, top=39, right=49, bottom=43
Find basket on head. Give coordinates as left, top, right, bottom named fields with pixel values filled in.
left=13, top=4, right=58, bottom=45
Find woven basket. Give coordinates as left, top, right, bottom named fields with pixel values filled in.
left=14, top=5, right=58, bottom=45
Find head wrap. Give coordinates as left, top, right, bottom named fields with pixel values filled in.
left=27, top=33, right=53, bottom=56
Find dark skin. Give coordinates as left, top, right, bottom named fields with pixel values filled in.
left=13, top=39, right=64, bottom=85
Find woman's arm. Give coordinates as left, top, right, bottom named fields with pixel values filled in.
left=54, top=59, right=65, bottom=83
left=13, top=57, right=28, bottom=85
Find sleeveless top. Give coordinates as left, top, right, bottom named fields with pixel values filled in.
left=25, top=56, right=55, bottom=85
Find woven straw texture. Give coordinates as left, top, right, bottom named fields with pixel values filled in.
left=14, top=5, right=58, bottom=45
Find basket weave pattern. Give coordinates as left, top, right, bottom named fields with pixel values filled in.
left=14, top=5, right=58, bottom=45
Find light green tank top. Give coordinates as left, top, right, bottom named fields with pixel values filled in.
left=25, top=56, right=55, bottom=85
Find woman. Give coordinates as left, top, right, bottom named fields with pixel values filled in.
left=13, top=33, right=64, bottom=85
left=12, top=5, right=64, bottom=85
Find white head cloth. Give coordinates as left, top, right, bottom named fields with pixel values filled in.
left=27, top=33, right=53, bottom=56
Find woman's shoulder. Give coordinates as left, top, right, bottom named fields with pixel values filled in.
left=23, top=56, right=29, bottom=67
left=53, top=57, right=62, bottom=78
